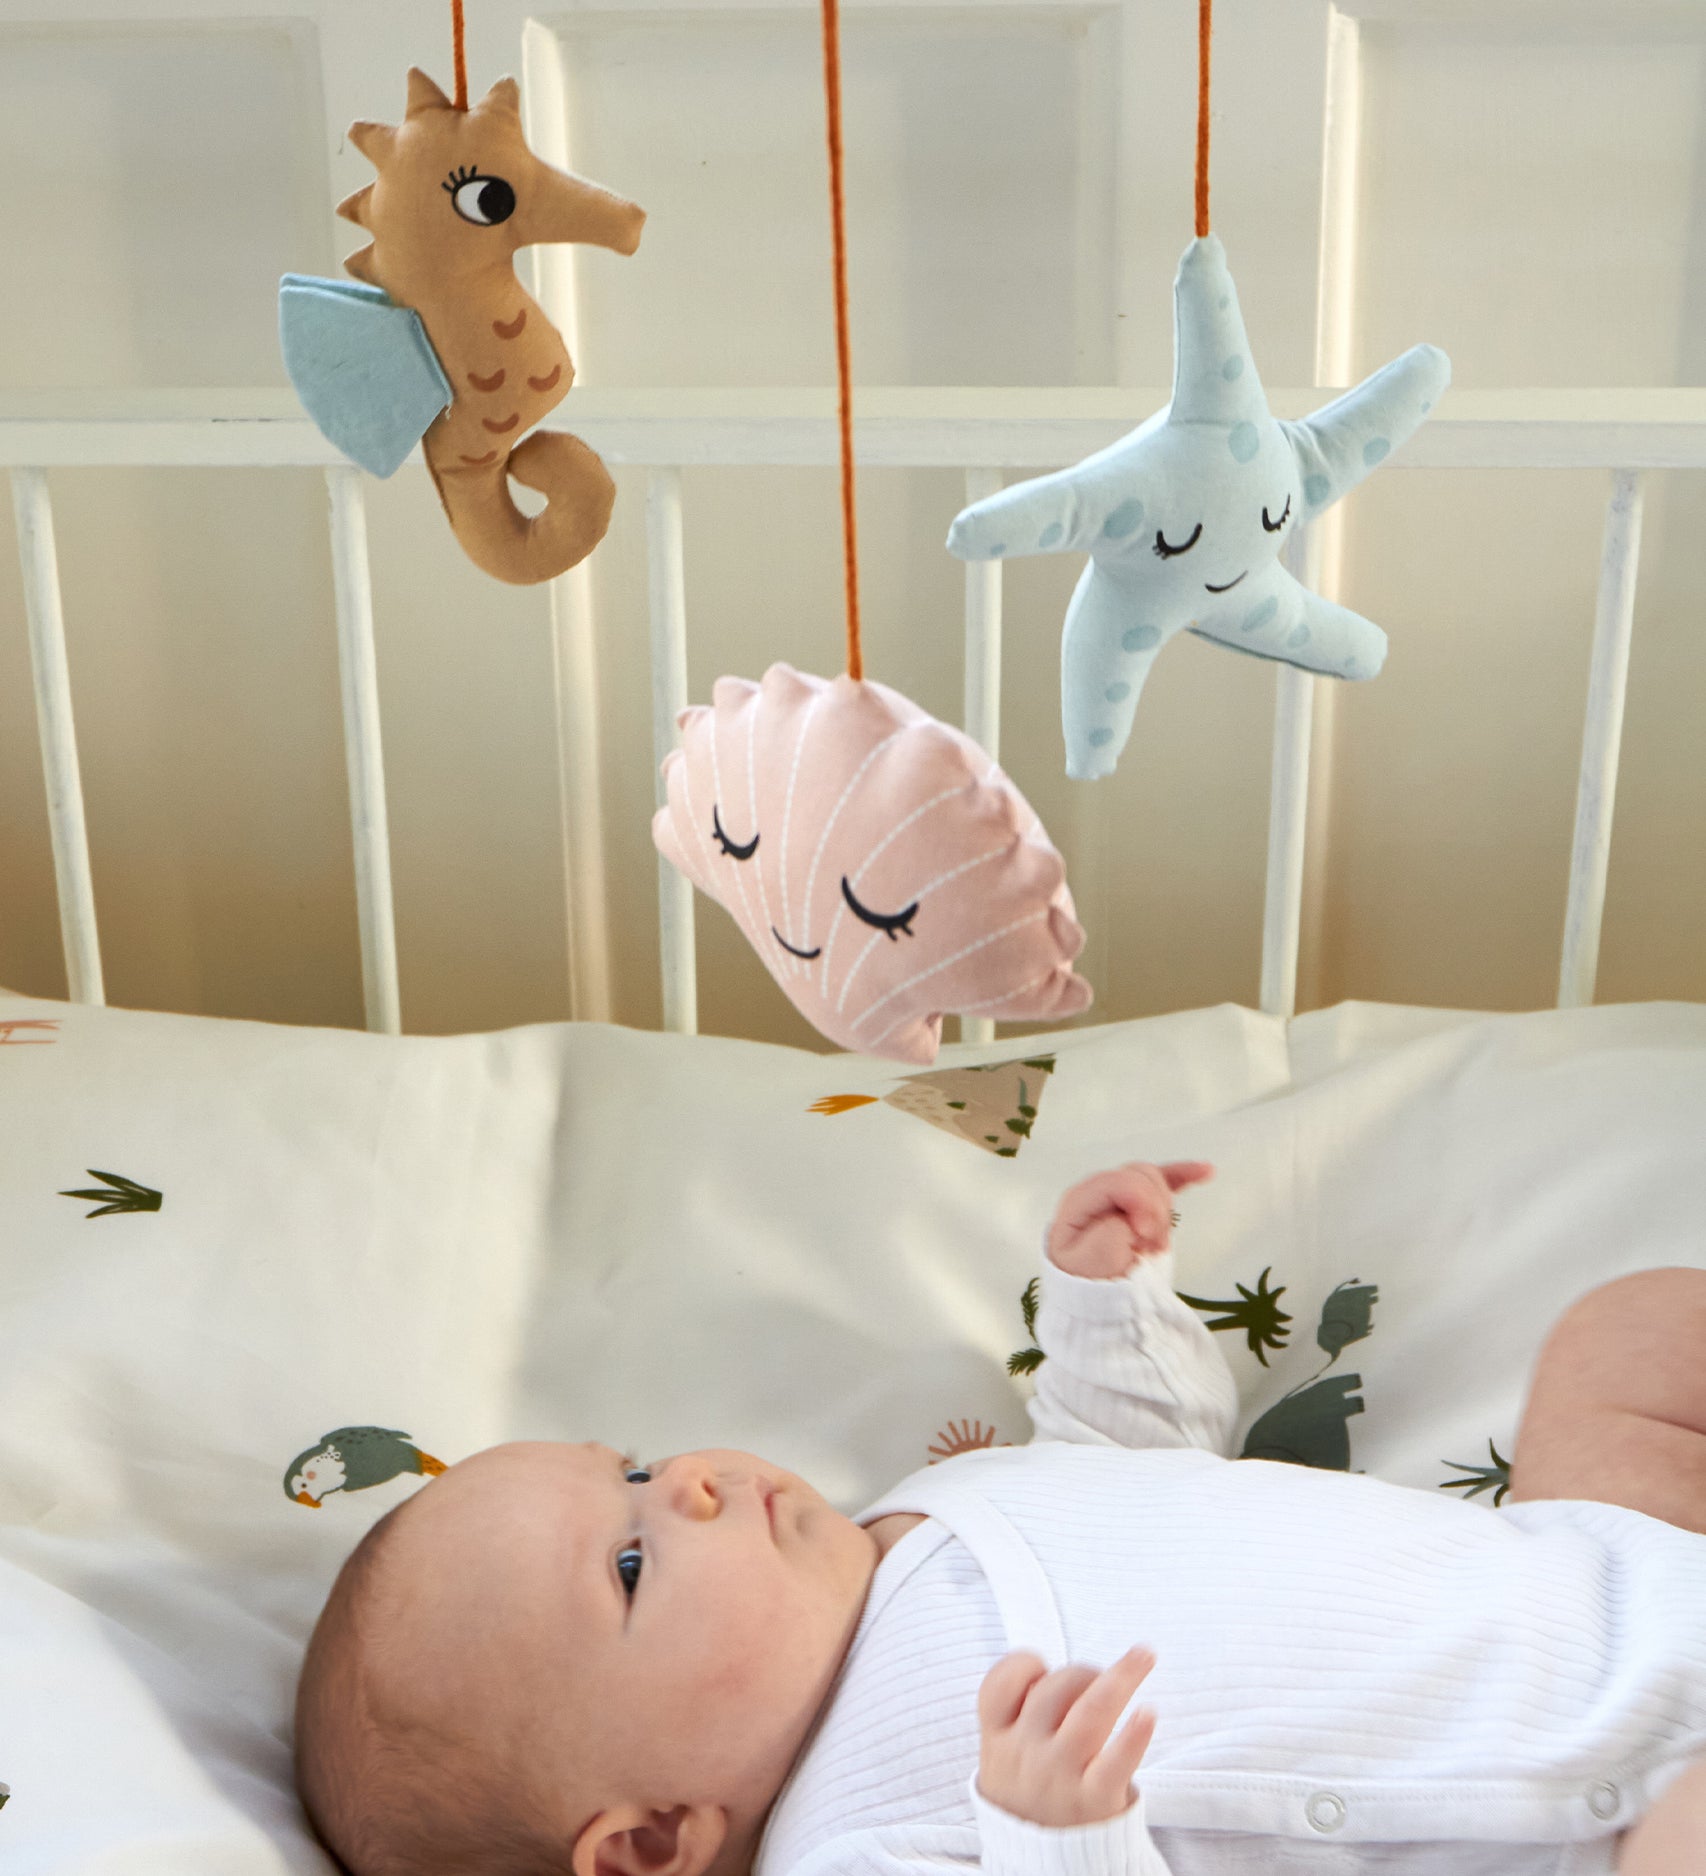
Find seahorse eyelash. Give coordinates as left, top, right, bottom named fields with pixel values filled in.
left=442, top=164, right=485, bottom=195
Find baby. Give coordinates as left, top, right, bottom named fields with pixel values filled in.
left=294, top=1162, right=1706, bottom=1876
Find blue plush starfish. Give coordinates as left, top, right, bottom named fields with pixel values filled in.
left=946, top=235, right=1450, bottom=780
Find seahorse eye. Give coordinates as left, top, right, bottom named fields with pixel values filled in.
left=1262, top=495, right=1292, bottom=534
left=450, top=173, right=516, bottom=226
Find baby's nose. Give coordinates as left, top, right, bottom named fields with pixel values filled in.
left=662, top=1461, right=722, bottom=1520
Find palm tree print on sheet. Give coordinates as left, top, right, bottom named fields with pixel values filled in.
left=1008, top=1266, right=1512, bottom=1502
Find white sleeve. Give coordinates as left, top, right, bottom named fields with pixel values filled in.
left=972, top=1776, right=1177, bottom=1876
left=1026, top=1246, right=1239, bottom=1457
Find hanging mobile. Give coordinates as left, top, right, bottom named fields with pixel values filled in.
left=653, top=0, right=1091, bottom=1064
left=947, top=0, right=1449, bottom=779
left=278, top=0, right=645, bottom=585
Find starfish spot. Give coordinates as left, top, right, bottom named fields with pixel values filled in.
left=1103, top=500, right=1144, bottom=540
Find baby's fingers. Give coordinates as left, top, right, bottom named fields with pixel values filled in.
left=1055, top=1648, right=1156, bottom=1764
left=978, top=1653, right=1050, bottom=1734
left=1159, top=1161, right=1214, bottom=1193
left=1089, top=1703, right=1158, bottom=1800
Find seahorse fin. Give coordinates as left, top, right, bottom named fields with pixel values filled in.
left=336, top=185, right=374, bottom=228
left=475, top=76, right=522, bottom=121
left=347, top=121, right=396, bottom=166
left=405, top=67, right=454, bottom=118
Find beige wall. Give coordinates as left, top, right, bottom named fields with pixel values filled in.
left=1, top=4, right=1702, bottom=1048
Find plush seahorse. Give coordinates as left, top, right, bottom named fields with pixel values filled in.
left=335, top=68, right=644, bottom=585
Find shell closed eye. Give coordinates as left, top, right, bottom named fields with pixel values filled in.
left=712, top=805, right=759, bottom=861
left=1153, top=523, right=1203, bottom=560
left=1262, top=495, right=1292, bottom=533
left=841, top=877, right=919, bottom=941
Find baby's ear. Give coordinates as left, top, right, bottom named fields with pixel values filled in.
left=574, top=1803, right=727, bottom=1876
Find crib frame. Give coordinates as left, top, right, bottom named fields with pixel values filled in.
left=4, top=0, right=1694, bottom=1043
left=3, top=380, right=1691, bottom=1041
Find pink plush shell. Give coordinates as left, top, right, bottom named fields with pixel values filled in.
left=653, top=663, right=1092, bottom=1063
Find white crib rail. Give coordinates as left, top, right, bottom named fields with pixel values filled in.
left=7, top=386, right=1704, bottom=1035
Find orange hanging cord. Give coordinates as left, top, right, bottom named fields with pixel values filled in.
left=820, top=0, right=863, bottom=682
left=451, top=0, right=469, bottom=111
left=1195, top=0, right=1212, bottom=237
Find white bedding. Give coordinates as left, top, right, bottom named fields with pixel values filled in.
left=0, top=990, right=1702, bottom=1872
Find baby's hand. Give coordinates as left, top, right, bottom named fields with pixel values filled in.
left=1045, top=1161, right=1214, bottom=1280
left=976, top=1648, right=1158, bottom=1828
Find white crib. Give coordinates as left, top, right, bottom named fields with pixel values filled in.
left=2, top=383, right=1691, bottom=1035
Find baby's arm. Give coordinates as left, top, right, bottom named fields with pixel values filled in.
left=1026, top=1162, right=1239, bottom=1457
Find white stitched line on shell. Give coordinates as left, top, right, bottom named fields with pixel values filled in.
left=849, top=906, right=1049, bottom=1035
left=947, top=963, right=1058, bottom=1017
left=832, top=929, right=884, bottom=1017
left=834, top=840, right=1014, bottom=1017
left=799, top=727, right=909, bottom=962
left=708, top=711, right=765, bottom=957
left=674, top=742, right=721, bottom=897
left=818, top=780, right=972, bottom=1002
left=776, top=691, right=822, bottom=965
left=867, top=979, right=1050, bottom=1050
left=745, top=694, right=788, bottom=973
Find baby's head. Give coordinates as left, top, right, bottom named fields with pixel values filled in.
left=295, top=1442, right=879, bottom=1876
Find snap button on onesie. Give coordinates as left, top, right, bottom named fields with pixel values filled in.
left=1304, top=1791, right=1347, bottom=1833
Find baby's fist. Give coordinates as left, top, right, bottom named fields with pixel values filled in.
left=1046, top=1161, right=1214, bottom=1280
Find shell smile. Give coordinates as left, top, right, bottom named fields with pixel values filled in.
left=773, top=928, right=822, bottom=960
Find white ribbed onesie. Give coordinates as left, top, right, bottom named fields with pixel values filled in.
left=753, top=1248, right=1706, bottom=1876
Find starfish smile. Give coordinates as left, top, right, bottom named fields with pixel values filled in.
left=773, top=928, right=822, bottom=960
left=1205, top=572, right=1247, bottom=593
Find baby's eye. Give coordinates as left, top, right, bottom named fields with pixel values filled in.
left=616, top=1543, right=643, bottom=1596
left=624, top=1467, right=650, bottom=1484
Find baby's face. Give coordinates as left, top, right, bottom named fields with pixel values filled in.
left=387, top=1441, right=879, bottom=1821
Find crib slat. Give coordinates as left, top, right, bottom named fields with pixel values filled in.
left=324, top=467, right=402, bottom=1036
left=1558, top=469, right=1644, bottom=1010
left=10, top=468, right=104, bottom=1005
left=647, top=468, right=698, bottom=1036
left=1261, top=666, right=1314, bottom=1021
left=1259, top=526, right=1322, bottom=1021
left=960, top=466, right=1004, bottom=1049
